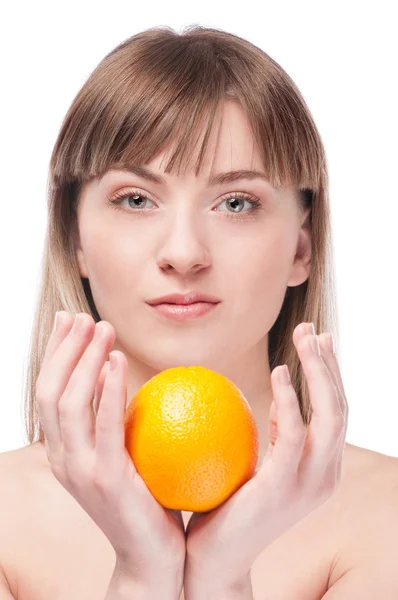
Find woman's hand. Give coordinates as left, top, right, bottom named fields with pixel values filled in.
left=184, top=322, right=348, bottom=588
left=36, top=311, right=186, bottom=585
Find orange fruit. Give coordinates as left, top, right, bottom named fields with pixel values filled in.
left=124, top=365, right=259, bottom=512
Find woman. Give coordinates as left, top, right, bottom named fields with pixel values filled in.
left=1, top=24, right=397, bottom=600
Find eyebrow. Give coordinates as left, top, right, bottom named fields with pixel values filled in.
left=110, top=165, right=270, bottom=187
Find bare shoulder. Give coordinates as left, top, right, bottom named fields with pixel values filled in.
left=0, top=441, right=397, bottom=599
left=0, top=440, right=77, bottom=522
left=0, top=443, right=43, bottom=595
left=341, top=442, right=398, bottom=511
left=0, top=451, right=13, bottom=597
left=0, top=443, right=37, bottom=513
left=0, top=442, right=60, bottom=594
left=328, top=443, right=398, bottom=586
left=0, top=441, right=49, bottom=497
left=0, top=442, right=117, bottom=599
left=0, top=441, right=48, bottom=525
left=0, top=440, right=46, bottom=467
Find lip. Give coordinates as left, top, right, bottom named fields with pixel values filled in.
left=147, top=291, right=221, bottom=306
left=149, top=301, right=219, bottom=321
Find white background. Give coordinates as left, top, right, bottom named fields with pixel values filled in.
left=0, top=1, right=396, bottom=456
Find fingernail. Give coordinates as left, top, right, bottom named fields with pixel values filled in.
left=280, top=364, right=291, bottom=385
left=110, top=353, right=118, bottom=371
left=95, top=322, right=108, bottom=338
left=327, top=332, right=336, bottom=355
left=310, top=334, right=321, bottom=356
left=72, top=313, right=85, bottom=333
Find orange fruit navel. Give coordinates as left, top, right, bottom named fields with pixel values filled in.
left=124, top=365, right=259, bottom=512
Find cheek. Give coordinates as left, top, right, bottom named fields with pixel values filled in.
left=234, top=226, right=293, bottom=286
left=90, top=233, right=136, bottom=275
left=80, top=225, right=144, bottom=314
left=231, top=228, right=295, bottom=321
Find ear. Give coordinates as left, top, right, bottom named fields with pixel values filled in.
left=287, top=207, right=311, bottom=287
left=72, top=217, right=89, bottom=279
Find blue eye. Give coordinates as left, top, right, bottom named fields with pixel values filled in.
left=107, top=189, right=263, bottom=219
left=110, top=192, right=155, bottom=211
left=216, top=195, right=261, bottom=214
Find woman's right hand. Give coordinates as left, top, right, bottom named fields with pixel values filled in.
left=36, top=311, right=186, bottom=585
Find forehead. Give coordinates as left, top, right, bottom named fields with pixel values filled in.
left=156, top=100, right=263, bottom=179
left=88, top=100, right=299, bottom=205
left=101, top=101, right=269, bottom=188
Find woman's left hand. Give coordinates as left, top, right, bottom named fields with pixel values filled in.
left=184, top=322, right=349, bottom=587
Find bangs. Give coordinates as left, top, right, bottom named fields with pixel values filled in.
left=107, top=94, right=228, bottom=182
left=50, top=25, right=321, bottom=199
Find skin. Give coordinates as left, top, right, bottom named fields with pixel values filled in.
left=41, top=99, right=349, bottom=595
left=73, top=99, right=312, bottom=460
left=39, top=314, right=347, bottom=596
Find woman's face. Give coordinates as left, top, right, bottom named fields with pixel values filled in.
left=74, top=100, right=311, bottom=387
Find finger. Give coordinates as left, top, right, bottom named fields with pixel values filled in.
left=326, top=417, right=348, bottom=487
left=36, top=311, right=86, bottom=452
left=333, top=417, right=348, bottom=483
left=267, top=400, right=278, bottom=452
left=40, top=311, right=75, bottom=374
left=316, top=333, right=349, bottom=486
left=317, top=333, right=349, bottom=419
left=293, top=325, right=346, bottom=483
left=95, top=351, right=128, bottom=473
left=265, top=363, right=307, bottom=476
left=93, top=361, right=111, bottom=417
left=59, top=318, right=116, bottom=455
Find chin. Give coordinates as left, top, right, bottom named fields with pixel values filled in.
left=144, top=352, right=221, bottom=373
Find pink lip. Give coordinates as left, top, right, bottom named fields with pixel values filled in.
left=147, top=291, right=221, bottom=305
left=149, top=301, right=219, bottom=321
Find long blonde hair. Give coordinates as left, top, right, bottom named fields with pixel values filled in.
left=22, top=24, right=339, bottom=445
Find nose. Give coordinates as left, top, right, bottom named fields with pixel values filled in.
left=156, top=212, right=212, bottom=275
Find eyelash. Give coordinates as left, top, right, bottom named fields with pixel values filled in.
left=106, top=188, right=263, bottom=220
